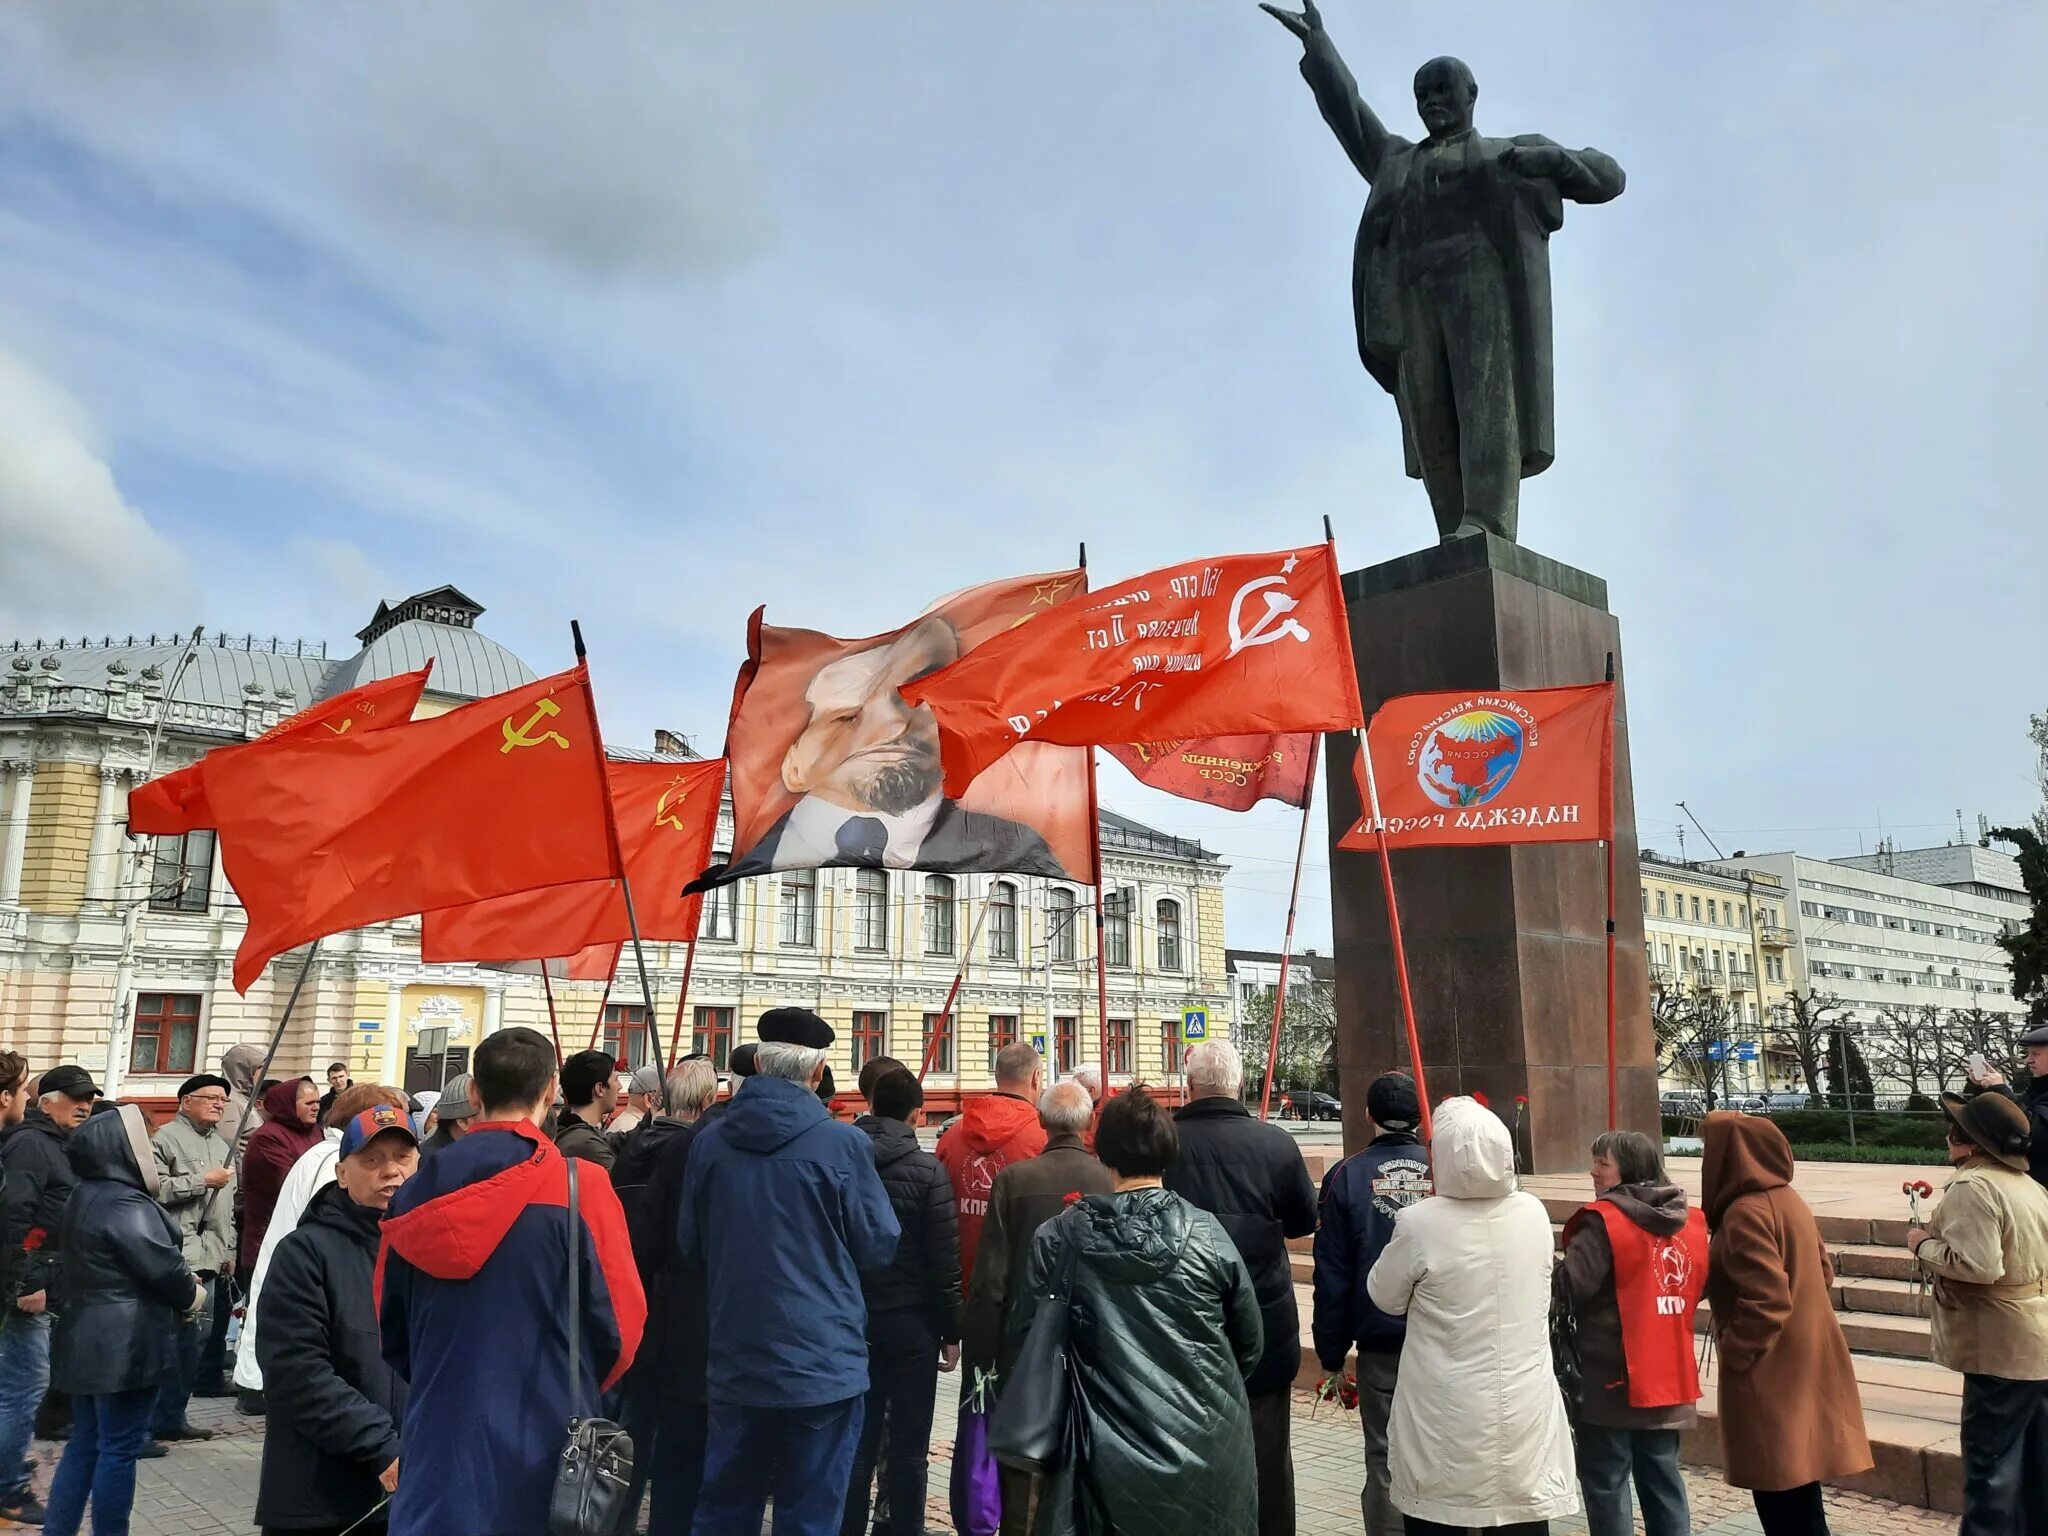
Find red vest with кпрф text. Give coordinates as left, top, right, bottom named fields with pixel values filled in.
left=1566, top=1201, right=1709, bottom=1408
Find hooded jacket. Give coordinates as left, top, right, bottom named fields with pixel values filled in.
left=0, top=1106, right=79, bottom=1301
left=1018, top=1188, right=1261, bottom=1536
left=1558, top=1180, right=1699, bottom=1429
left=378, top=1120, right=646, bottom=1536
left=221, top=1043, right=267, bottom=1174
left=51, top=1106, right=197, bottom=1396
left=1365, top=1098, right=1577, bottom=1527
left=553, top=1111, right=616, bottom=1171
left=934, top=1091, right=1046, bottom=1287
left=858, top=1116, right=963, bottom=1337
left=257, top=1183, right=407, bottom=1531
left=1701, top=1112, right=1871, bottom=1491
left=241, top=1080, right=323, bottom=1271
left=679, top=1074, right=899, bottom=1408
left=1164, top=1095, right=1319, bottom=1397
left=1311, top=1130, right=1430, bottom=1369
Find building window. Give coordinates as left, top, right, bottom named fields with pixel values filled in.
left=1106, top=1017, right=1132, bottom=1076
left=601, top=1003, right=652, bottom=1070
left=1641, top=889, right=1649, bottom=915
left=131, top=992, right=201, bottom=1075
left=1739, top=904, right=1748, bottom=927
left=1656, top=889, right=1667, bottom=917
left=692, top=1007, right=734, bottom=1071
left=987, top=1014, right=1019, bottom=1071
left=702, top=861, right=739, bottom=942
left=148, top=831, right=215, bottom=913
left=1691, top=897, right=1701, bottom=922
left=922, top=1012, right=955, bottom=1074
left=1707, top=899, right=1717, bottom=925
left=1049, top=888, right=1077, bottom=963
left=780, top=870, right=817, bottom=947
left=989, top=882, right=1018, bottom=962
left=923, top=875, right=956, bottom=956
left=851, top=1011, right=887, bottom=1071
left=1104, top=890, right=1132, bottom=969
left=854, top=869, right=889, bottom=952
left=1160, top=1018, right=1182, bottom=1076
left=1055, top=1015, right=1077, bottom=1077
left=1156, top=900, right=1182, bottom=972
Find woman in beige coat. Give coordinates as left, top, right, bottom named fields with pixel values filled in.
left=1701, top=1113, right=1871, bottom=1536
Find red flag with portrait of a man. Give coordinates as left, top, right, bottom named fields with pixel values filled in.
left=693, top=570, right=1095, bottom=887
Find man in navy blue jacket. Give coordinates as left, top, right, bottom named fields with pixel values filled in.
left=1310, top=1073, right=1432, bottom=1536
left=377, top=1027, right=646, bottom=1536
left=680, top=1009, right=899, bottom=1536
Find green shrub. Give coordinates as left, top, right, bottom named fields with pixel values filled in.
left=1784, top=1141, right=1951, bottom=1167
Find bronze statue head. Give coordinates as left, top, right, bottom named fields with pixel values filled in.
left=1412, top=56, right=1477, bottom=139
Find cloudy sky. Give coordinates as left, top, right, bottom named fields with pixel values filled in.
left=3, top=2, right=2044, bottom=950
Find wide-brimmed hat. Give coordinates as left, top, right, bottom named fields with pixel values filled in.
left=1941, top=1091, right=2033, bottom=1173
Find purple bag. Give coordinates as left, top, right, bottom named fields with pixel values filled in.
left=949, top=1394, right=1002, bottom=1536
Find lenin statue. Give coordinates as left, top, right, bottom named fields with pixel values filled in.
left=1263, top=1, right=1624, bottom=544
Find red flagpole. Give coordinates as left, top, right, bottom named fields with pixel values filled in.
left=668, top=931, right=700, bottom=1064
left=1085, top=753, right=1111, bottom=1087
left=921, top=891, right=994, bottom=1083
left=1259, top=736, right=1322, bottom=1120
left=1357, top=729, right=1433, bottom=1143
left=587, top=975, right=615, bottom=1053
left=1603, top=654, right=1619, bottom=1129
left=541, top=969, right=565, bottom=1066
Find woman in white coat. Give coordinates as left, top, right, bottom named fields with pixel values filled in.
left=1366, top=1096, right=1578, bottom=1535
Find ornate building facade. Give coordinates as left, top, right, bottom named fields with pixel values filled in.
left=0, top=589, right=1230, bottom=1111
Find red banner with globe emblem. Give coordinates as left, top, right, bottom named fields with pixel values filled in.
left=1338, top=683, right=1614, bottom=849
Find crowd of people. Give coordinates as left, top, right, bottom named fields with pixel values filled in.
left=0, top=1017, right=2037, bottom=1536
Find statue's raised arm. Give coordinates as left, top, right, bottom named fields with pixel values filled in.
left=1262, top=1, right=1394, bottom=182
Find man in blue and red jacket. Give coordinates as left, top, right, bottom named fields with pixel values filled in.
left=378, top=1026, right=646, bottom=1536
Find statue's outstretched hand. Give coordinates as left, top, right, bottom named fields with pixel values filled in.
left=1259, top=1, right=1321, bottom=44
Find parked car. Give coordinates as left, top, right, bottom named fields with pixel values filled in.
left=1282, top=1089, right=1342, bottom=1122
left=1659, top=1091, right=1708, bottom=1118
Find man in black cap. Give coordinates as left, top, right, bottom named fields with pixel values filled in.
left=1968, top=1025, right=2048, bottom=1191
left=1907, top=1087, right=2048, bottom=1533
left=0, top=1064, right=97, bottom=1524
left=150, top=1073, right=237, bottom=1440
left=1309, top=1072, right=1433, bottom=1536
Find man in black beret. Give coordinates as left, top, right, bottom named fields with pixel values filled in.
left=151, top=1071, right=236, bottom=1440
left=757, top=1007, right=837, bottom=1051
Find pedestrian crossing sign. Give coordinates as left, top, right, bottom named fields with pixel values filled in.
left=1182, top=1007, right=1209, bottom=1041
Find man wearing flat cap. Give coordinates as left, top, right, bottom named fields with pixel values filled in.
left=1966, top=1022, right=2048, bottom=1191
left=681, top=1007, right=899, bottom=1536
left=152, top=1072, right=236, bottom=1442
left=1908, top=1087, right=2048, bottom=1533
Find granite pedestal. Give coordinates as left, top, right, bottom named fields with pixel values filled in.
left=1325, top=535, right=1655, bottom=1172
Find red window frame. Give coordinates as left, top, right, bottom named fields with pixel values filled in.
left=851, top=1011, right=888, bottom=1071
left=1160, top=1018, right=1182, bottom=1077
left=921, top=1012, right=955, bottom=1074
left=1106, top=1018, right=1132, bottom=1076
left=986, top=1013, right=1019, bottom=1072
left=692, top=1006, right=734, bottom=1072
left=131, top=992, right=201, bottom=1076
left=1054, top=1015, right=1077, bottom=1077
left=600, top=1003, right=651, bottom=1070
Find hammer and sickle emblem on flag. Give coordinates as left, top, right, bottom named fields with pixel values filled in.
left=322, top=719, right=353, bottom=736
left=1226, top=555, right=1313, bottom=659
left=654, top=778, right=691, bottom=831
left=501, top=698, right=571, bottom=754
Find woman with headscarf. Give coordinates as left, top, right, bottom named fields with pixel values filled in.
left=44, top=1105, right=203, bottom=1536
left=238, top=1078, right=323, bottom=1276
left=1701, top=1112, right=1871, bottom=1536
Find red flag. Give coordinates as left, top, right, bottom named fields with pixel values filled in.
left=421, top=759, right=726, bottom=965
left=208, top=663, right=617, bottom=992
left=704, top=569, right=1095, bottom=885
left=128, top=666, right=434, bottom=836
left=1337, top=683, right=1614, bottom=850
left=901, top=544, right=1363, bottom=797
left=1103, top=733, right=1317, bottom=812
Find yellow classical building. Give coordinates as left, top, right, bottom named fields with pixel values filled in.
left=0, top=588, right=1230, bottom=1111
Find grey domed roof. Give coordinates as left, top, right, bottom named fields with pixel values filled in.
left=320, top=619, right=536, bottom=703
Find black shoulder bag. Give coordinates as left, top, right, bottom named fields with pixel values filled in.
left=548, top=1160, right=636, bottom=1536
left=987, top=1229, right=1081, bottom=1475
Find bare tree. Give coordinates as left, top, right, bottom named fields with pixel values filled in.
left=1244, top=980, right=1337, bottom=1097
left=1778, top=989, right=1841, bottom=1103
left=1653, top=981, right=1740, bottom=1109
left=1867, top=1004, right=1949, bottom=1102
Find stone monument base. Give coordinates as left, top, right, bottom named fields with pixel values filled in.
left=1325, top=535, right=1655, bottom=1173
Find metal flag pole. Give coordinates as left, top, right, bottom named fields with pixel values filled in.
left=200, top=938, right=320, bottom=1228
left=1259, top=735, right=1323, bottom=1121
left=1602, top=652, right=1619, bottom=1130
left=1074, top=541, right=1111, bottom=1084
left=1357, top=727, right=1433, bottom=1143
left=570, top=620, right=668, bottom=1079
left=920, top=888, right=995, bottom=1083
left=541, top=969, right=565, bottom=1065
left=586, top=974, right=617, bottom=1053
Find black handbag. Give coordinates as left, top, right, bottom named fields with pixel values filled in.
left=1549, top=1257, right=1584, bottom=1417
left=548, top=1160, right=636, bottom=1536
left=987, top=1232, right=1080, bottom=1476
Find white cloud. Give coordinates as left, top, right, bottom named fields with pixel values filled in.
left=0, top=347, right=189, bottom=640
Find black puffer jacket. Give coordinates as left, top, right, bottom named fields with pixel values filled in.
left=1162, top=1096, right=1318, bottom=1396
left=51, top=1108, right=196, bottom=1396
left=0, top=1108, right=79, bottom=1301
left=858, top=1117, right=962, bottom=1339
left=256, top=1183, right=406, bottom=1530
left=1019, top=1189, right=1261, bottom=1536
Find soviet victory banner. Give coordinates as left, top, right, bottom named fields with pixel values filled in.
left=1103, top=733, right=1317, bottom=813
left=900, top=544, right=1363, bottom=796
left=1338, top=682, right=1615, bottom=850
left=422, top=757, right=727, bottom=966
left=207, top=663, right=617, bottom=991
left=128, top=665, right=435, bottom=836
left=702, top=569, right=1095, bottom=884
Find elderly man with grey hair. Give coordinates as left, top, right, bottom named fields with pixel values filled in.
left=1164, top=1040, right=1319, bottom=1536
left=962, top=1079, right=1114, bottom=1535
left=681, top=1010, right=899, bottom=1536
